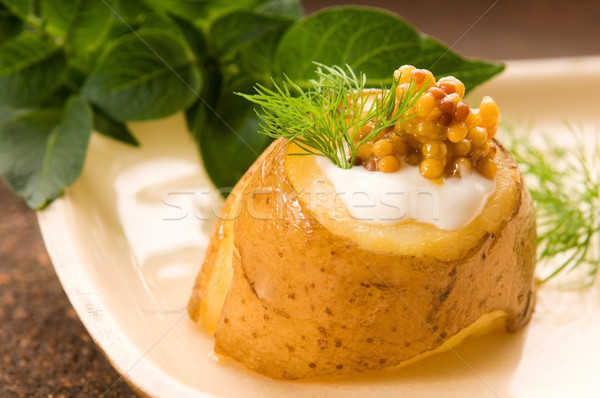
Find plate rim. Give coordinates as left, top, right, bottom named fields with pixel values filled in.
left=36, top=55, right=600, bottom=397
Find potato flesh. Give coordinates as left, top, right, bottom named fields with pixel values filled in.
left=393, top=310, right=508, bottom=369
left=188, top=139, right=537, bottom=379
left=198, top=221, right=235, bottom=334
left=188, top=161, right=254, bottom=332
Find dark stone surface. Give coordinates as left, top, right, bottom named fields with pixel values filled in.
left=0, top=180, right=136, bottom=397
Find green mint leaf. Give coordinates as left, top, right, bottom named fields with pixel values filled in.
left=0, top=31, right=66, bottom=105
left=141, top=0, right=208, bottom=22
left=185, top=58, right=220, bottom=134
left=170, top=15, right=207, bottom=59
left=209, top=10, right=294, bottom=89
left=95, top=16, right=136, bottom=52
left=0, top=0, right=29, bottom=17
left=274, top=7, right=503, bottom=92
left=418, top=36, right=504, bottom=93
left=189, top=5, right=292, bottom=191
left=190, top=79, right=272, bottom=190
left=205, top=0, right=259, bottom=15
left=274, top=8, right=419, bottom=85
left=210, top=10, right=293, bottom=59
left=0, top=0, right=38, bottom=22
left=0, top=6, right=23, bottom=43
left=201, top=0, right=283, bottom=22
left=235, top=17, right=291, bottom=80
left=135, top=11, right=178, bottom=32
left=141, top=0, right=289, bottom=24
left=136, top=12, right=206, bottom=57
left=81, top=31, right=202, bottom=121
left=93, top=106, right=139, bottom=146
left=256, top=0, right=302, bottom=18
left=114, top=0, right=152, bottom=26
left=0, top=96, right=92, bottom=209
left=43, top=0, right=115, bottom=53
left=196, top=103, right=272, bottom=190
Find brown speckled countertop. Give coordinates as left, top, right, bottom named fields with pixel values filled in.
left=1, top=1, right=599, bottom=396
left=0, top=182, right=135, bottom=397
left=0, top=179, right=136, bottom=397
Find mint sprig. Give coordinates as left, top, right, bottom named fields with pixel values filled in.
left=0, top=0, right=503, bottom=209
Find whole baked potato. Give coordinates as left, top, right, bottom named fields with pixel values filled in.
left=188, top=137, right=536, bottom=379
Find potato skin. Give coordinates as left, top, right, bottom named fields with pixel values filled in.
left=192, top=139, right=537, bottom=380
left=188, top=141, right=277, bottom=326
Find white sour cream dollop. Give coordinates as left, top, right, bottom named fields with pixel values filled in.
left=315, top=156, right=496, bottom=231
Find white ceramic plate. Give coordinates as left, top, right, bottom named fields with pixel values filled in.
left=38, top=57, right=600, bottom=398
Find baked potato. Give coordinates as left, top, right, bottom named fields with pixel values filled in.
left=188, top=65, right=537, bottom=379
left=188, top=137, right=536, bottom=379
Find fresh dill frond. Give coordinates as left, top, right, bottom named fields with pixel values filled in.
left=238, top=64, right=425, bottom=169
left=506, top=124, right=600, bottom=286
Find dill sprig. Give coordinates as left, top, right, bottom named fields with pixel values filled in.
left=238, top=64, right=425, bottom=169
left=507, top=124, right=600, bottom=286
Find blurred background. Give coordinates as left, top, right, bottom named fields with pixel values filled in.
left=305, top=0, right=600, bottom=60
left=1, top=0, right=599, bottom=396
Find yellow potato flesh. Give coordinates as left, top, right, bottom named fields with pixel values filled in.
left=392, top=310, right=508, bottom=370
left=189, top=168, right=253, bottom=333
left=198, top=219, right=235, bottom=334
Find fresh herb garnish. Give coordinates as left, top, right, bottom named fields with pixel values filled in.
left=0, top=1, right=503, bottom=208
left=239, top=64, right=424, bottom=168
left=507, top=125, right=600, bottom=286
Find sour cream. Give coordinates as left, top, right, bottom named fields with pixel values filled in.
left=315, top=157, right=496, bottom=231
